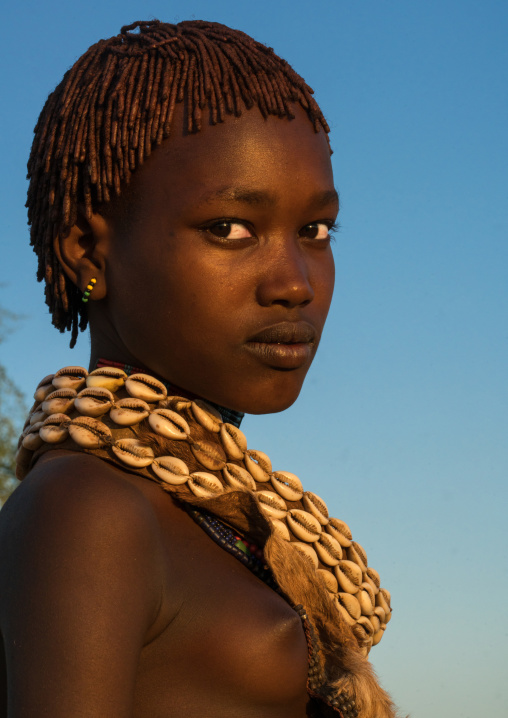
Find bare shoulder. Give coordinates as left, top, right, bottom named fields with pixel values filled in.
left=0, top=452, right=176, bottom=716
left=4, top=449, right=157, bottom=513
left=0, top=451, right=168, bottom=634
left=0, top=451, right=164, bottom=559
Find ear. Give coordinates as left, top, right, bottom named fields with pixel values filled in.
left=53, top=209, right=113, bottom=301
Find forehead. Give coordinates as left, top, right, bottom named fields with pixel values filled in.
left=124, top=103, right=335, bottom=208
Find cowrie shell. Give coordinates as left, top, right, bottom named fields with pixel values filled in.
left=375, top=589, right=391, bottom=615
left=335, top=599, right=356, bottom=626
left=362, top=572, right=379, bottom=597
left=352, top=622, right=371, bottom=645
left=162, top=396, right=192, bottom=413
left=244, top=450, right=272, bottom=482
left=112, top=438, right=155, bottom=468
left=34, top=375, right=55, bottom=402
left=347, top=541, right=368, bottom=572
left=326, top=518, right=353, bottom=548
left=42, top=388, right=77, bottom=415
left=21, top=422, right=44, bottom=450
left=334, top=560, right=362, bottom=594
left=86, top=367, right=127, bottom=392
left=15, top=430, right=25, bottom=452
left=357, top=616, right=374, bottom=637
left=376, top=588, right=391, bottom=613
left=188, top=471, right=224, bottom=499
left=68, top=416, right=112, bottom=449
left=373, top=606, right=386, bottom=624
left=110, top=398, right=150, bottom=426
left=74, top=387, right=114, bottom=417
left=360, top=581, right=376, bottom=605
left=271, top=471, right=303, bottom=502
left=125, top=373, right=167, bottom=402
left=380, top=587, right=391, bottom=605
left=256, top=490, right=287, bottom=519
left=220, top=423, right=248, bottom=460
left=287, top=509, right=321, bottom=542
left=366, top=566, right=381, bottom=588
left=356, top=588, right=374, bottom=616
left=29, top=405, right=46, bottom=425
left=190, top=440, right=226, bottom=471
left=370, top=614, right=381, bottom=634
left=222, top=463, right=256, bottom=491
left=152, top=456, right=190, bottom=485
left=372, top=627, right=385, bottom=646
left=39, top=414, right=70, bottom=444
left=52, top=366, right=88, bottom=391
left=291, top=541, right=319, bottom=570
left=317, top=568, right=338, bottom=593
left=337, top=592, right=361, bottom=621
left=191, top=401, right=222, bottom=432
left=148, top=409, right=190, bottom=440
left=302, top=491, right=329, bottom=525
left=271, top=519, right=291, bottom=541
left=314, top=532, right=343, bottom=565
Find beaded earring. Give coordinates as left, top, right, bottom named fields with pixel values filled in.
left=81, top=278, right=97, bottom=303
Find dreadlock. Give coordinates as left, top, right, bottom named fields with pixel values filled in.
left=27, top=19, right=331, bottom=347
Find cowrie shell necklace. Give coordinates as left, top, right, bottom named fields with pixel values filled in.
left=17, top=365, right=392, bottom=656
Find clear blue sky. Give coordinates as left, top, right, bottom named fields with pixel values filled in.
left=1, top=2, right=507, bottom=716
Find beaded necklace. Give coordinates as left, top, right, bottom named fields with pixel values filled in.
left=186, top=507, right=279, bottom=591
left=96, top=358, right=244, bottom=428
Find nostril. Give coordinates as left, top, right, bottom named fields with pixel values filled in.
left=256, top=268, right=314, bottom=309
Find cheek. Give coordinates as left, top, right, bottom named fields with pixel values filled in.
left=328, top=255, right=336, bottom=303
left=141, top=245, right=241, bottom=347
left=314, top=250, right=335, bottom=315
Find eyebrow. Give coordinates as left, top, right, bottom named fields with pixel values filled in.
left=311, top=189, right=340, bottom=210
left=199, top=185, right=339, bottom=210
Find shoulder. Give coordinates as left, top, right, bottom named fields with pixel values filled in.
left=0, top=453, right=176, bottom=714
left=2, top=450, right=160, bottom=537
left=0, top=451, right=166, bottom=626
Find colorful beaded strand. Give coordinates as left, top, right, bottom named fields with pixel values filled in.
left=82, top=277, right=97, bottom=303
left=186, top=508, right=279, bottom=591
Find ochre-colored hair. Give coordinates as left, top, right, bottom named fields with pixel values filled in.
left=27, top=19, right=330, bottom=347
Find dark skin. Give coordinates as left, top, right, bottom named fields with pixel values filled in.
left=0, top=105, right=338, bottom=717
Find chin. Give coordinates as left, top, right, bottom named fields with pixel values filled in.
left=232, top=377, right=304, bottom=415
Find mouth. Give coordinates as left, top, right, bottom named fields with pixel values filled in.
left=245, top=321, right=317, bottom=369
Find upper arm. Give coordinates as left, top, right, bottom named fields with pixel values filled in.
left=0, top=454, right=165, bottom=718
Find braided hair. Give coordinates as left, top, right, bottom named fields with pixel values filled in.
left=27, top=19, right=331, bottom=347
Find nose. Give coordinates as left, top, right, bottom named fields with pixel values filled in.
left=256, top=241, right=315, bottom=309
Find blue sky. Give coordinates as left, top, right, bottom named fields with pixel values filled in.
left=1, top=1, right=507, bottom=716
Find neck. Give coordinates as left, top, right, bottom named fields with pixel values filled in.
left=95, top=358, right=244, bottom=428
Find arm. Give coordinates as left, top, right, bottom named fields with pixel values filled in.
left=0, top=453, right=166, bottom=718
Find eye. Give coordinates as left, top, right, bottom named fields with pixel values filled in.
left=207, top=221, right=253, bottom=240
left=299, top=222, right=335, bottom=240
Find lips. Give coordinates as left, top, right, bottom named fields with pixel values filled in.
left=245, top=321, right=317, bottom=369
left=247, top=322, right=316, bottom=345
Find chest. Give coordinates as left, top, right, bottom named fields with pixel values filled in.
left=134, top=504, right=310, bottom=716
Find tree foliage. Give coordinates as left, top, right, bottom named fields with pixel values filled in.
left=0, top=303, right=26, bottom=507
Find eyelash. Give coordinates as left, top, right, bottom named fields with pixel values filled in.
left=201, top=219, right=339, bottom=242
left=327, top=221, right=339, bottom=238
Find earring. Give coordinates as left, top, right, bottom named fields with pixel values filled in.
left=82, top=278, right=97, bottom=303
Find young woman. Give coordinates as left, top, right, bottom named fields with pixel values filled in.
left=0, top=20, right=398, bottom=718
